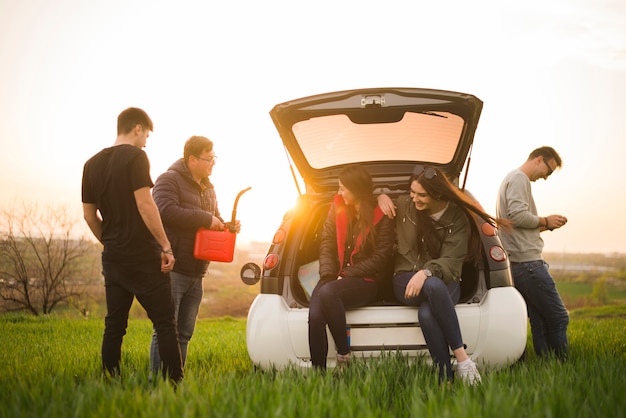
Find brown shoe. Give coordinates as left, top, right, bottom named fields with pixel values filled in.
left=336, top=352, right=351, bottom=368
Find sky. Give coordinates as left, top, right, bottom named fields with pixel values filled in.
left=1, top=0, right=625, bottom=254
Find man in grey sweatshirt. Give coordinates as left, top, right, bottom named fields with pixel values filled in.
left=497, top=146, right=569, bottom=360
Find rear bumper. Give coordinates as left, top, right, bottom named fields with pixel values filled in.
left=246, top=287, right=527, bottom=370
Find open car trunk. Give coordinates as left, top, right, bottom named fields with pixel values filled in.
left=287, top=192, right=487, bottom=309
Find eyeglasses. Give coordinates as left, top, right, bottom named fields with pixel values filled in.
left=542, top=159, right=554, bottom=177
left=413, top=165, right=437, bottom=179
left=195, top=155, right=217, bottom=164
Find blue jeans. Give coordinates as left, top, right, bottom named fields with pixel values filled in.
left=150, top=271, right=203, bottom=374
left=308, top=277, right=378, bottom=369
left=102, top=260, right=183, bottom=382
left=511, top=260, right=569, bottom=359
left=393, top=272, right=462, bottom=381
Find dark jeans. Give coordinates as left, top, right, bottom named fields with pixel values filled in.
left=150, top=271, right=203, bottom=374
left=511, top=260, right=569, bottom=359
left=393, top=272, right=462, bottom=381
left=102, top=260, right=183, bottom=382
left=308, top=277, right=378, bottom=369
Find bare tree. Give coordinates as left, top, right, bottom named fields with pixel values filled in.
left=0, top=202, right=101, bottom=316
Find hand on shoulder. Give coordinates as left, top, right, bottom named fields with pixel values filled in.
left=377, top=194, right=397, bottom=218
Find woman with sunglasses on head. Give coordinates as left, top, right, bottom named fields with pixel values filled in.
left=379, top=165, right=507, bottom=385
left=309, top=165, right=395, bottom=370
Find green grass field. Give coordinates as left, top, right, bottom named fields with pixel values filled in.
left=1, top=305, right=625, bottom=418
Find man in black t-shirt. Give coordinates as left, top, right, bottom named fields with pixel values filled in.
left=82, top=107, right=183, bottom=383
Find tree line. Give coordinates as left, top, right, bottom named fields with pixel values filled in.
left=2, top=202, right=623, bottom=317
left=0, top=203, right=102, bottom=316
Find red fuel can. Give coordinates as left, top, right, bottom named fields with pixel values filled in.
left=193, top=186, right=251, bottom=263
left=193, top=229, right=237, bottom=262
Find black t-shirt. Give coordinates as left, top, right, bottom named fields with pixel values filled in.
left=82, top=144, right=160, bottom=262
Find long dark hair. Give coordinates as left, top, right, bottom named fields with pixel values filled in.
left=409, top=165, right=507, bottom=263
left=338, top=165, right=377, bottom=244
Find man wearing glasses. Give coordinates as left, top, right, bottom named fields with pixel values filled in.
left=149, top=136, right=239, bottom=376
left=496, top=146, right=569, bottom=360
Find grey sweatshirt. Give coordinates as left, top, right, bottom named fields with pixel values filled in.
left=496, top=168, right=544, bottom=262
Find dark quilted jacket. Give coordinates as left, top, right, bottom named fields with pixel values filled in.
left=152, top=159, right=222, bottom=277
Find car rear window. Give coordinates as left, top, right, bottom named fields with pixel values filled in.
left=292, top=111, right=465, bottom=169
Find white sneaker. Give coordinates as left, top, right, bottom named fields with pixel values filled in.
left=456, top=359, right=482, bottom=385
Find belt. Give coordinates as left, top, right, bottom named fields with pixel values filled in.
left=509, top=260, right=542, bottom=265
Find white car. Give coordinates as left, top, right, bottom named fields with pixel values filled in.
left=240, top=87, right=527, bottom=370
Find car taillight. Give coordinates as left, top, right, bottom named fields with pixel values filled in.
left=264, top=254, right=279, bottom=269
left=481, top=222, right=497, bottom=237
left=272, top=229, right=286, bottom=244
left=489, top=246, right=507, bottom=262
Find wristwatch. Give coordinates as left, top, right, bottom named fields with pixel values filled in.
left=423, top=269, right=433, bottom=278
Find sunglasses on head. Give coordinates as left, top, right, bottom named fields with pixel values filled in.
left=413, top=165, right=437, bottom=179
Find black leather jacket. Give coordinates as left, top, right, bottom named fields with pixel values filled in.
left=319, top=195, right=395, bottom=284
